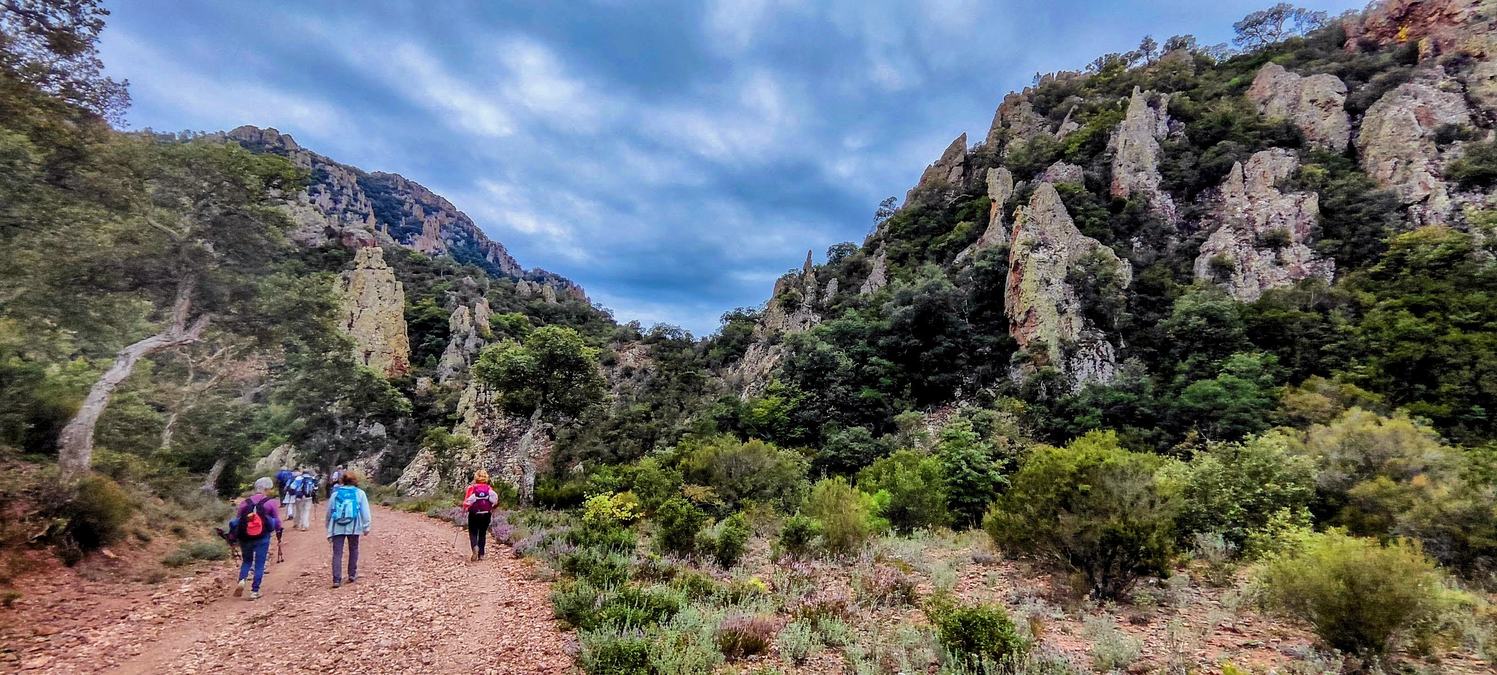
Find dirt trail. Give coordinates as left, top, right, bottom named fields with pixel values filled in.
left=4, top=506, right=571, bottom=674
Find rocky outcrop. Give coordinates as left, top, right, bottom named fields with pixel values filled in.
left=1193, top=150, right=1335, bottom=301
left=908, top=134, right=969, bottom=201
left=987, top=91, right=1052, bottom=149
left=1040, top=161, right=1085, bottom=185
left=224, top=126, right=584, bottom=299
left=1109, top=88, right=1178, bottom=224
left=251, top=443, right=295, bottom=476
left=395, top=380, right=550, bottom=498
left=337, top=247, right=411, bottom=378
left=1346, top=0, right=1495, bottom=58
left=1005, top=183, right=1132, bottom=388
left=859, top=248, right=889, bottom=295
left=956, top=168, right=1015, bottom=264
left=1247, top=63, right=1352, bottom=151
left=724, top=342, right=786, bottom=398
left=762, top=251, right=821, bottom=334
left=1355, top=75, right=1474, bottom=225
left=1055, top=105, right=1081, bottom=140
left=436, top=278, right=493, bottom=384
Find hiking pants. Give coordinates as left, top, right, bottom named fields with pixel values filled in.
left=238, top=536, right=271, bottom=592
left=330, top=534, right=360, bottom=583
left=283, top=498, right=296, bottom=521
left=468, top=511, right=492, bottom=556
left=295, top=498, right=313, bottom=530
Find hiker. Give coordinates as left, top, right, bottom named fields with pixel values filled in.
left=275, top=466, right=293, bottom=496
left=461, top=470, right=499, bottom=561
left=281, top=469, right=302, bottom=522
left=326, top=469, right=371, bottom=588
left=291, top=470, right=317, bottom=531
left=328, top=465, right=345, bottom=500
left=230, top=477, right=283, bottom=600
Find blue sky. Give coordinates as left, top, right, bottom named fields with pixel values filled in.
left=99, top=0, right=1364, bottom=336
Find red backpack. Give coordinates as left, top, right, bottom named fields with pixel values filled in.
left=236, top=496, right=271, bottom=539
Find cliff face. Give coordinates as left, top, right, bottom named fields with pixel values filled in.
left=1247, top=63, right=1352, bottom=151
left=1355, top=73, right=1475, bottom=225
left=1109, top=88, right=1179, bottom=225
left=1005, top=184, right=1132, bottom=388
left=337, top=247, right=411, bottom=378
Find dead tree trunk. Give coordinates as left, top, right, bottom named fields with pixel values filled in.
left=200, top=457, right=228, bottom=495
left=58, top=278, right=210, bottom=477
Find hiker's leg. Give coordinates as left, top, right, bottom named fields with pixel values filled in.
left=473, top=512, right=491, bottom=556
left=238, top=542, right=253, bottom=581
left=297, top=499, right=311, bottom=530
left=347, top=535, right=360, bottom=580
left=250, top=537, right=270, bottom=592
left=467, top=516, right=480, bottom=551
left=330, top=535, right=344, bottom=583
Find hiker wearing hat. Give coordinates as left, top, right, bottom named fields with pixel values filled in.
left=462, top=470, right=499, bottom=561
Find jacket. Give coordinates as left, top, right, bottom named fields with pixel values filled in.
left=325, top=485, right=372, bottom=537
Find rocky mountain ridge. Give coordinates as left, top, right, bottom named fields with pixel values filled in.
left=725, top=0, right=1497, bottom=393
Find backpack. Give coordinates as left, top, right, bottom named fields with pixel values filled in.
left=298, top=477, right=317, bottom=498
left=468, top=486, right=494, bottom=515
left=331, top=486, right=360, bottom=527
left=236, top=497, right=271, bottom=539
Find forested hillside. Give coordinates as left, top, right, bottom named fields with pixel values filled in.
left=3, top=1, right=1497, bottom=673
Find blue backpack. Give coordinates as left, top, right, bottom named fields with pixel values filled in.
left=331, top=486, right=360, bottom=527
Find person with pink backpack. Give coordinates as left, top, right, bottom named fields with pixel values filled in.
left=461, top=470, right=498, bottom=561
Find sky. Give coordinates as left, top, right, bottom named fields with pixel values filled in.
left=99, top=0, right=1365, bottom=336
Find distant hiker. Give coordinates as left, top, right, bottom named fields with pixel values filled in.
left=230, top=477, right=283, bottom=600
left=326, top=470, right=372, bottom=588
left=462, top=470, right=499, bottom=561
left=291, top=470, right=317, bottom=531
left=281, top=469, right=302, bottom=522
left=328, top=466, right=345, bottom=499
left=275, top=466, right=293, bottom=495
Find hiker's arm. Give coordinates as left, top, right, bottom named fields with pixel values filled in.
left=360, top=491, right=372, bottom=534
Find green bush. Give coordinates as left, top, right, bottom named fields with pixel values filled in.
left=579, top=628, right=652, bottom=675
left=552, top=578, right=603, bottom=628
left=775, top=619, right=821, bottom=665
left=1176, top=432, right=1315, bottom=549
left=1257, top=531, right=1450, bottom=656
left=858, top=449, right=951, bottom=533
left=936, top=419, right=1007, bottom=528
left=777, top=514, right=820, bottom=559
left=926, top=595, right=1029, bottom=666
left=985, top=431, right=1179, bottom=599
left=710, top=513, right=750, bottom=568
left=653, top=497, right=707, bottom=557
left=802, top=477, right=881, bottom=556
left=560, top=548, right=632, bottom=588
left=1448, top=139, right=1497, bottom=190
left=598, top=584, right=685, bottom=629
left=163, top=538, right=230, bottom=567
left=815, top=426, right=886, bottom=476
left=679, top=436, right=810, bottom=513
left=62, top=475, right=134, bottom=553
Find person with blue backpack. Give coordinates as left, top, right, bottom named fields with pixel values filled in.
left=289, top=470, right=317, bottom=531
left=230, top=477, right=283, bottom=600
left=326, top=469, right=372, bottom=588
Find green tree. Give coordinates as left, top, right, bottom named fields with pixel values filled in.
left=936, top=419, right=1006, bottom=528
left=858, top=449, right=950, bottom=533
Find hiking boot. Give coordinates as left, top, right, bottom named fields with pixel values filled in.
left=233, top=579, right=246, bottom=597
left=477, top=552, right=486, bottom=560
left=347, top=576, right=357, bottom=584
left=332, top=581, right=341, bottom=589
left=249, top=590, right=261, bottom=600
left=470, top=550, right=478, bottom=562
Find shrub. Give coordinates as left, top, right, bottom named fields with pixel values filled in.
left=679, top=436, right=810, bottom=513
left=579, top=629, right=652, bottom=675
left=710, top=512, right=750, bottom=568
left=61, top=474, right=134, bottom=553
left=582, top=492, right=642, bottom=528
left=1083, top=617, right=1142, bottom=672
left=560, top=548, right=632, bottom=588
left=926, top=595, right=1029, bottom=666
left=777, top=514, right=820, bottom=559
left=788, top=585, right=853, bottom=625
left=858, top=449, right=951, bottom=533
left=802, top=477, right=881, bottom=555
left=853, top=563, right=919, bottom=607
left=1448, top=139, right=1497, bottom=190
left=985, top=431, right=1179, bottom=599
left=776, top=619, right=821, bottom=665
left=936, top=419, right=1007, bottom=528
left=815, top=426, right=887, bottom=476
left=1257, top=531, right=1449, bottom=656
left=597, top=584, right=685, bottom=629
left=552, top=579, right=603, bottom=628
left=654, top=497, right=707, bottom=557
left=1176, top=432, right=1315, bottom=549
left=716, top=614, right=778, bottom=660
left=163, top=538, right=230, bottom=567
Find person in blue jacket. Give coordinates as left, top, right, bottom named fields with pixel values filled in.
left=326, top=470, right=372, bottom=588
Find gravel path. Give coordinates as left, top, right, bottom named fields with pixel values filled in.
left=4, top=505, right=572, bottom=674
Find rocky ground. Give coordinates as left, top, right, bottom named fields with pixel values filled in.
left=0, top=506, right=572, bottom=674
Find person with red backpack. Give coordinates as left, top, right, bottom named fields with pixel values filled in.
left=462, top=470, right=499, bottom=561
left=230, top=477, right=283, bottom=600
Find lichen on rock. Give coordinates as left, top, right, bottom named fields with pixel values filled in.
left=1193, top=149, right=1335, bottom=301
left=955, top=168, right=1015, bottom=264
left=1109, top=87, right=1178, bottom=225
left=1355, top=73, right=1474, bottom=225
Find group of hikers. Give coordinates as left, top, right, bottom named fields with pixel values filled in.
left=225, top=466, right=500, bottom=599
